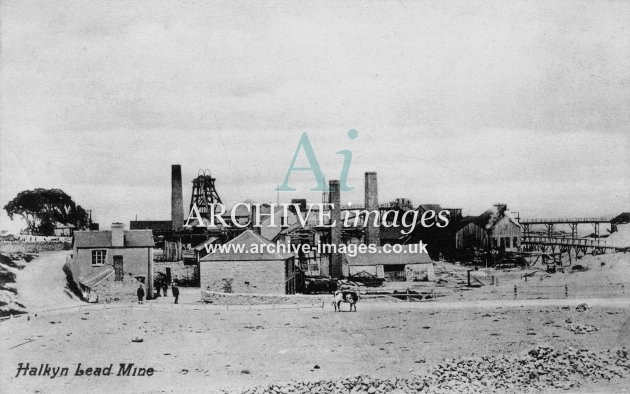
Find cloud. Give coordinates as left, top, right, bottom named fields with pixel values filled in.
left=0, top=0, right=628, bottom=229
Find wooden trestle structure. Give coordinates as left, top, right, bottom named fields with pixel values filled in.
left=517, top=217, right=628, bottom=268
left=519, top=217, right=613, bottom=238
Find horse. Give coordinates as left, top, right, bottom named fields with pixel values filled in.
left=332, top=290, right=358, bottom=312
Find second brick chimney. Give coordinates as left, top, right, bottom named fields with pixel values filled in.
left=111, top=222, right=125, bottom=247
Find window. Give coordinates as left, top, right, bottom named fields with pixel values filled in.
left=91, top=250, right=107, bottom=266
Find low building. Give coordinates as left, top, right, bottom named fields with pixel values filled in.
left=273, top=224, right=330, bottom=276
left=200, top=230, right=298, bottom=294
left=343, top=244, right=435, bottom=282
left=455, top=214, right=521, bottom=252
left=611, top=212, right=630, bottom=233
left=69, top=223, right=154, bottom=296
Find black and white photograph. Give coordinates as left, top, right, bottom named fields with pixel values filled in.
left=0, top=1, right=629, bottom=393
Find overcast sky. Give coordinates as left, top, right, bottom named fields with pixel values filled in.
left=1, top=0, right=628, bottom=233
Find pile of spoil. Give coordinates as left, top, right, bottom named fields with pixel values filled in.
left=241, top=345, right=629, bottom=393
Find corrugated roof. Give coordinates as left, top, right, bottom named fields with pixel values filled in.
left=74, top=230, right=154, bottom=248
left=130, top=220, right=172, bottom=231
left=379, top=226, right=407, bottom=240
left=200, top=230, right=293, bottom=261
left=612, top=213, right=630, bottom=224
left=346, top=244, right=433, bottom=266
left=194, top=237, right=219, bottom=251
left=418, top=204, right=442, bottom=213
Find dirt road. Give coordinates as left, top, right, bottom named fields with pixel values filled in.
left=1, top=300, right=628, bottom=393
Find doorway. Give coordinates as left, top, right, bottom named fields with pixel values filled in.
left=166, top=267, right=172, bottom=283
left=384, top=264, right=406, bottom=281
left=113, top=255, right=123, bottom=281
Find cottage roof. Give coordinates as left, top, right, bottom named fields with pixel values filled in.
left=200, top=230, right=294, bottom=261
left=74, top=230, right=154, bottom=248
left=345, top=244, right=433, bottom=266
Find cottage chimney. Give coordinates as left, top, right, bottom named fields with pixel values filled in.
left=171, top=164, right=184, bottom=230
left=365, top=172, right=380, bottom=246
left=329, top=180, right=343, bottom=278
left=111, top=222, right=124, bottom=247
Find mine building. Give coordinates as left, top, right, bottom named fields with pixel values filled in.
left=273, top=224, right=327, bottom=276
left=611, top=212, right=630, bottom=233
left=343, top=244, right=435, bottom=282
left=453, top=205, right=522, bottom=264
left=199, top=230, right=299, bottom=295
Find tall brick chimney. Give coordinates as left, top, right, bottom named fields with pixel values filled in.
left=329, top=180, right=343, bottom=278
left=111, top=222, right=124, bottom=247
left=364, top=172, right=380, bottom=246
left=171, top=164, right=184, bottom=230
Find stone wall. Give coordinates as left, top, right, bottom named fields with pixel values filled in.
left=0, top=241, right=69, bottom=254
left=153, top=261, right=197, bottom=283
left=200, top=259, right=287, bottom=294
left=405, top=263, right=435, bottom=281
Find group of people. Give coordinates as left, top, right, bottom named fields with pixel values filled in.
left=136, top=281, right=180, bottom=304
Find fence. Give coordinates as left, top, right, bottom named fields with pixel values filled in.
left=521, top=235, right=612, bottom=248
left=519, top=217, right=613, bottom=224
left=359, top=282, right=628, bottom=302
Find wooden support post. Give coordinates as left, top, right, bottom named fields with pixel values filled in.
left=569, top=223, right=577, bottom=238
left=546, top=224, right=555, bottom=238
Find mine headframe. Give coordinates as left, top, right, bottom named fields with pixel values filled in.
left=190, top=169, right=223, bottom=215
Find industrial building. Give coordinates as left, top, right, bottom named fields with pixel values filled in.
left=199, top=230, right=298, bottom=295
left=123, top=163, right=531, bottom=295
left=344, top=244, right=435, bottom=282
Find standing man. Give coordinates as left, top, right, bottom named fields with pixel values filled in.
left=172, top=283, right=180, bottom=304
left=137, top=284, right=145, bottom=304
left=162, top=281, right=168, bottom=297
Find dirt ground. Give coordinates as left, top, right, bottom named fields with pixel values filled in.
left=1, top=300, right=628, bottom=393
left=1, top=251, right=629, bottom=393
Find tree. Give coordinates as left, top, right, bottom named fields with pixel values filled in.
left=4, top=189, right=90, bottom=235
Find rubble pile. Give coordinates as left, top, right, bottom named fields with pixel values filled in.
left=243, top=376, right=427, bottom=394
left=241, top=345, right=629, bottom=393
left=427, top=345, right=627, bottom=392
left=575, top=303, right=591, bottom=313
left=565, top=322, right=598, bottom=334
